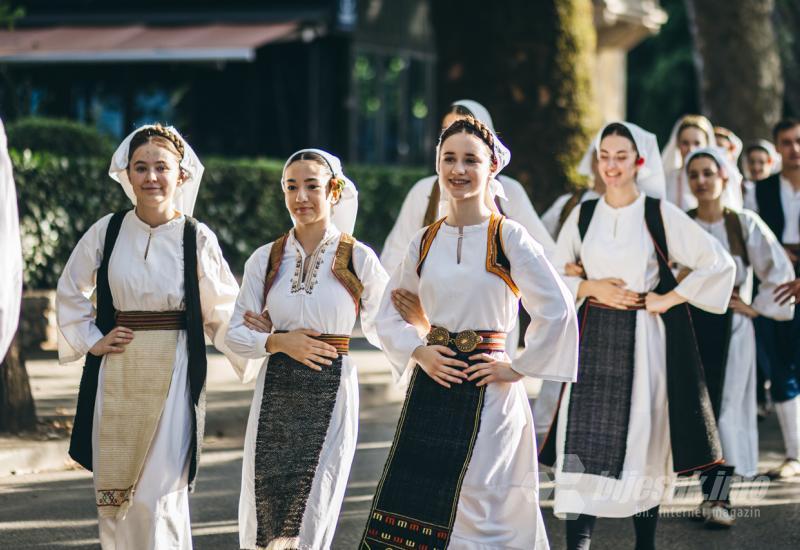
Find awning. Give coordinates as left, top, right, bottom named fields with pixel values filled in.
left=0, top=23, right=299, bottom=63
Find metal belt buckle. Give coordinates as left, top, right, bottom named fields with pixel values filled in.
left=453, top=329, right=483, bottom=353
left=426, top=326, right=450, bottom=347
left=427, top=327, right=484, bottom=352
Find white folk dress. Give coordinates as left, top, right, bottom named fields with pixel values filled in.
left=380, top=175, right=555, bottom=275
left=551, top=194, right=735, bottom=517
left=693, top=210, right=795, bottom=476
left=57, top=211, right=246, bottom=550
left=377, top=217, right=579, bottom=549
left=225, top=225, right=389, bottom=550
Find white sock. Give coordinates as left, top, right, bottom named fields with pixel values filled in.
left=775, top=396, right=800, bottom=460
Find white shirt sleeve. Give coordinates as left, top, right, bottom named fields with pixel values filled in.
left=0, top=144, right=21, bottom=360
left=661, top=201, right=737, bottom=313
left=376, top=232, right=427, bottom=382
left=741, top=210, right=796, bottom=320
left=353, top=243, right=390, bottom=349
left=224, top=244, right=271, bottom=382
left=497, top=175, right=556, bottom=260
left=56, top=215, right=112, bottom=364
left=196, top=223, right=256, bottom=378
left=503, top=221, right=579, bottom=381
left=380, top=176, right=437, bottom=276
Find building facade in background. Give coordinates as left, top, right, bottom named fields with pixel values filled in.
left=0, top=0, right=663, bottom=164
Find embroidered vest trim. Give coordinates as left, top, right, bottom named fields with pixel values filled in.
left=263, top=232, right=363, bottom=312
left=415, top=214, right=519, bottom=296
left=331, top=233, right=364, bottom=313
left=486, top=213, right=520, bottom=297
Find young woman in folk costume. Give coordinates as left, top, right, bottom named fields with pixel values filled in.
left=363, top=116, right=579, bottom=549
left=714, top=126, right=743, bottom=165
left=742, top=140, right=782, bottom=205
left=662, top=114, right=718, bottom=211
left=224, top=149, right=388, bottom=550
left=381, top=99, right=554, bottom=360
left=682, top=147, right=795, bottom=527
left=544, top=122, right=735, bottom=550
left=56, top=124, right=248, bottom=549
left=381, top=100, right=555, bottom=275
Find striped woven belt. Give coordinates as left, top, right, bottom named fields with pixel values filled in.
left=426, top=326, right=506, bottom=353
left=588, top=293, right=647, bottom=311
left=274, top=331, right=350, bottom=355
left=115, top=310, right=187, bottom=331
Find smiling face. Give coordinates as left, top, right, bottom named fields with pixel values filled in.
left=598, top=134, right=639, bottom=190
left=127, top=141, right=184, bottom=211
left=437, top=131, right=495, bottom=205
left=776, top=124, right=800, bottom=171
left=746, top=148, right=772, bottom=181
left=678, top=125, right=709, bottom=162
left=283, top=160, right=339, bottom=228
left=687, top=155, right=726, bottom=203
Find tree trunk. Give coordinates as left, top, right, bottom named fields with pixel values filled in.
left=775, top=0, right=800, bottom=117
left=685, top=0, right=784, bottom=142
left=431, top=0, right=598, bottom=210
left=0, top=332, right=37, bottom=434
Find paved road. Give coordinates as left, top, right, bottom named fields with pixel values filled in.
left=1, top=351, right=799, bottom=548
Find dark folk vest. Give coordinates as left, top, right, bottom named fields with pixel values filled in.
left=69, top=211, right=208, bottom=489
left=262, top=232, right=364, bottom=313
left=754, top=174, right=786, bottom=244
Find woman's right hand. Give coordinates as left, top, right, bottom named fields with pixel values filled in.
left=266, top=329, right=339, bottom=371
left=411, top=345, right=468, bottom=389
left=581, top=278, right=642, bottom=309
left=89, top=326, right=134, bottom=356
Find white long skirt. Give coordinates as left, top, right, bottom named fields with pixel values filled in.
left=239, top=356, right=359, bottom=550
left=92, top=331, right=193, bottom=550
left=449, top=352, right=549, bottom=549
left=717, top=313, right=758, bottom=477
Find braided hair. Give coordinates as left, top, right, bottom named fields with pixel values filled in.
left=439, top=115, right=498, bottom=166
left=127, top=124, right=185, bottom=163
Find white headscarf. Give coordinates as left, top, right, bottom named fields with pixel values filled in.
left=451, top=99, right=495, bottom=132
left=714, top=126, right=743, bottom=163
left=0, top=117, right=22, bottom=360
left=684, top=146, right=745, bottom=210
left=435, top=116, right=511, bottom=205
left=577, top=140, right=596, bottom=178
left=661, top=114, right=716, bottom=172
left=742, top=139, right=782, bottom=180
left=594, top=121, right=666, bottom=198
left=109, top=124, right=205, bottom=216
left=281, top=148, right=359, bottom=235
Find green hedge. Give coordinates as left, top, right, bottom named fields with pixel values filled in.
left=13, top=150, right=427, bottom=288
left=7, top=117, right=115, bottom=158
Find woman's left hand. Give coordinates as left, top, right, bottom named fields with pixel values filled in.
left=391, top=288, right=432, bottom=334
left=645, top=290, right=685, bottom=314
left=244, top=310, right=273, bottom=333
left=729, top=294, right=759, bottom=318
left=463, top=353, right=523, bottom=387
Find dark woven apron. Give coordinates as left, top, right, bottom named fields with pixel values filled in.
left=254, top=352, right=343, bottom=548
left=563, top=302, right=637, bottom=478
left=361, top=346, right=487, bottom=549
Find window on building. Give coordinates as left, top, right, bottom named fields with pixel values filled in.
left=351, top=46, right=434, bottom=166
